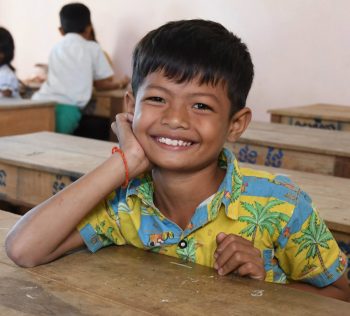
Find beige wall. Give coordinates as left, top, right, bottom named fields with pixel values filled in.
left=1, top=0, right=349, bottom=120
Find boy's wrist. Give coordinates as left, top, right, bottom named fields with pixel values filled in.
left=123, top=149, right=148, bottom=179
left=111, top=147, right=129, bottom=188
left=109, top=149, right=140, bottom=182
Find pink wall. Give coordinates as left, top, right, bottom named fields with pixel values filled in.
left=1, top=0, right=349, bottom=120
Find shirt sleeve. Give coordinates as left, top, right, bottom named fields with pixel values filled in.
left=77, top=191, right=126, bottom=253
left=275, top=190, right=347, bottom=287
left=90, top=43, right=114, bottom=81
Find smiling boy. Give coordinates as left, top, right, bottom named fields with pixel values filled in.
left=5, top=20, right=349, bottom=301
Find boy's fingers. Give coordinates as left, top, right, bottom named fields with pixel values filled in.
left=217, top=251, right=252, bottom=275
left=111, top=113, right=134, bottom=141
left=216, top=232, right=227, bottom=244
left=236, top=262, right=266, bottom=280
left=217, top=253, right=264, bottom=277
left=215, top=234, right=254, bottom=255
left=126, top=112, right=134, bottom=123
left=111, top=121, right=117, bottom=135
left=214, top=242, right=260, bottom=272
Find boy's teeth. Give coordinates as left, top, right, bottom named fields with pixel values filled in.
left=158, top=137, right=191, bottom=147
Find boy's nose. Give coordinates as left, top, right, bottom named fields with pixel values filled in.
left=160, top=105, right=190, bottom=129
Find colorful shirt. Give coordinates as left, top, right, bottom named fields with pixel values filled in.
left=78, top=148, right=347, bottom=286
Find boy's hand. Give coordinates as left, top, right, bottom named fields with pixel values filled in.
left=111, top=113, right=152, bottom=178
left=214, top=232, right=266, bottom=280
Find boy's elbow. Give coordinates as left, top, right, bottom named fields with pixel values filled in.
left=5, top=236, right=39, bottom=268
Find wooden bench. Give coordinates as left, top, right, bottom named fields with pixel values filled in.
left=0, top=210, right=348, bottom=315
left=228, top=121, right=350, bottom=178
left=0, top=99, right=55, bottom=136
left=268, top=103, right=350, bottom=131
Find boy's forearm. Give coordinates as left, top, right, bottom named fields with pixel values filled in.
left=287, top=276, right=350, bottom=302
left=5, top=154, right=128, bottom=267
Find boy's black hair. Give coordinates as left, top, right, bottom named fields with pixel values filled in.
left=59, top=2, right=91, bottom=34
left=132, top=19, right=254, bottom=116
left=0, top=27, right=15, bottom=70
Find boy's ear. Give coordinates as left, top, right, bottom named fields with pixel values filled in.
left=226, top=107, right=252, bottom=143
left=58, top=27, right=65, bottom=36
left=124, top=91, right=136, bottom=114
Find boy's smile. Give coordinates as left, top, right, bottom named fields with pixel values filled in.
left=128, top=71, right=238, bottom=173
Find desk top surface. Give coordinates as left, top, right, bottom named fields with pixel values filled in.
left=0, top=99, right=56, bottom=109
left=240, top=121, right=350, bottom=157
left=267, top=104, right=350, bottom=121
left=0, top=132, right=349, bottom=234
left=0, top=132, right=112, bottom=178
left=0, top=210, right=348, bottom=315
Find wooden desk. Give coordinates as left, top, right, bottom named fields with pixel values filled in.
left=1, top=211, right=348, bottom=315
left=228, top=121, right=350, bottom=178
left=0, top=99, right=55, bottom=136
left=268, top=104, right=350, bottom=131
left=0, top=132, right=112, bottom=207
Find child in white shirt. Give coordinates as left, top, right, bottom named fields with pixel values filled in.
left=32, top=3, right=129, bottom=134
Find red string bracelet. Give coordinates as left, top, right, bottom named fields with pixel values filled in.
left=112, top=146, right=129, bottom=188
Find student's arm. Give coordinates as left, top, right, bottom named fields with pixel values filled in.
left=5, top=113, right=149, bottom=267
left=93, top=75, right=130, bottom=91
left=287, top=274, right=349, bottom=301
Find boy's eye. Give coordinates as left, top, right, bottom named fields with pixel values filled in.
left=146, top=96, right=165, bottom=103
left=193, top=103, right=211, bottom=111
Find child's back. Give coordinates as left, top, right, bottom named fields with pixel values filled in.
left=0, top=27, right=20, bottom=98
left=33, top=32, right=113, bottom=107
left=32, top=3, right=127, bottom=134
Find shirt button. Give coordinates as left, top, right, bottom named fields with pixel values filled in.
left=178, top=240, right=187, bottom=249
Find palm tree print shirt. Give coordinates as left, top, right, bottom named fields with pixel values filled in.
left=78, top=148, right=347, bottom=286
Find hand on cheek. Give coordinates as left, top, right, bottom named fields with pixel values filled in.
left=214, top=232, right=266, bottom=280
left=111, top=113, right=152, bottom=177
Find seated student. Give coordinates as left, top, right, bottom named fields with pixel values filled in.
left=5, top=20, right=349, bottom=301
left=32, top=2, right=129, bottom=134
left=0, top=27, right=20, bottom=98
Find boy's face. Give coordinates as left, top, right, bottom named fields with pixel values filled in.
left=126, top=71, right=250, bottom=172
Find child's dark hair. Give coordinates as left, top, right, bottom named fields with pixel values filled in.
left=132, top=19, right=254, bottom=116
left=59, top=3, right=91, bottom=34
left=0, top=27, right=15, bottom=71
